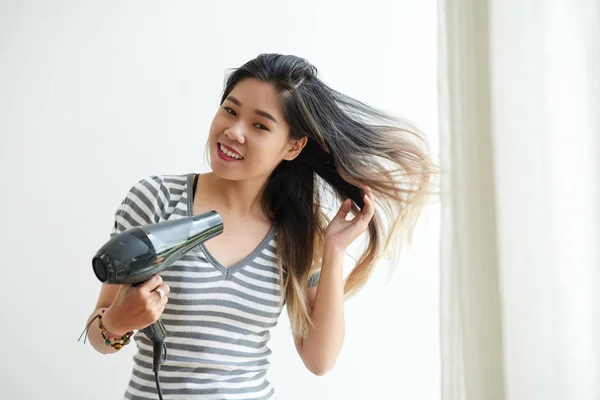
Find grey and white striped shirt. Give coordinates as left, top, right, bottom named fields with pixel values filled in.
left=110, top=173, right=319, bottom=400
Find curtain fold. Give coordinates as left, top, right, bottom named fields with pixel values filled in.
left=438, top=1, right=600, bottom=399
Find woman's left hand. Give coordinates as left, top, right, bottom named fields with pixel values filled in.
left=324, top=189, right=375, bottom=251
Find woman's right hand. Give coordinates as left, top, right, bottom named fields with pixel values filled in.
left=102, top=274, right=170, bottom=336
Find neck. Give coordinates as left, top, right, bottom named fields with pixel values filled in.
left=203, top=172, right=269, bottom=220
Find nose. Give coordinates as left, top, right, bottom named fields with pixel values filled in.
left=224, top=122, right=246, bottom=144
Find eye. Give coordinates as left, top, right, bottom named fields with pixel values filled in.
left=254, top=123, right=270, bottom=131
left=223, top=107, right=236, bottom=116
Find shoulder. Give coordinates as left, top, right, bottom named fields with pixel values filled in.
left=159, top=173, right=191, bottom=194
left=112, top=173, right=193, bottom=234
left=119, top=173, right=192, bottom=216
left=127, top=173, right=191, bottom=200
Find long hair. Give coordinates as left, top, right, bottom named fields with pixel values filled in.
left=218, top=54, right=437, bottom=339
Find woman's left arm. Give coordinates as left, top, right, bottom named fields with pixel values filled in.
left=293, top=245, right=345, bottom=376
left=293, top=189, right=375, bottom=376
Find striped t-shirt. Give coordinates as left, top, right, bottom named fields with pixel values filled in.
left=110, top=173, right=319, bottom=400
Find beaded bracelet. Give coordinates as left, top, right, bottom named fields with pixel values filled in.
left=96, top=309, right=134, bottom=350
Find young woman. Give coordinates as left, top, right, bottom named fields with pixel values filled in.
left=84, top=53, right=436, bottom=399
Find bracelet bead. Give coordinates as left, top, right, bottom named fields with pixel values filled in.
left=97, top=309, right=134, bottom=350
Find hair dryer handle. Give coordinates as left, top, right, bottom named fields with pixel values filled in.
left=141, top=318, right=167, bottom=343
left=130, top=282, right=167, bottom=343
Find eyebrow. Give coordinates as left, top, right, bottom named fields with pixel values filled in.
left=226, top=96, right=279, bottom=125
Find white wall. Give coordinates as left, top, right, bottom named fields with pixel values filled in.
left=0, top=1, right=440, bottom=399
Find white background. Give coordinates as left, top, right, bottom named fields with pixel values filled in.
left=0, top=1, right=440, bottom=399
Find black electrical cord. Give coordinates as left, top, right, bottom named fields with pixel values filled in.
left=154, top=372, right=163, bottom=400
left=152, top=340, right=168, bottom=400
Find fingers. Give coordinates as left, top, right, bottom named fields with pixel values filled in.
left=153, top=283, right=170, bottom=301
left=138, top=275, right=171, bottom=305
left=354, top=190, right=375, bottom=226
left=334, top=198, right=352, bottom=221
left=149, top=282, right=170, bottom=305
left=139, top=274, right=163, bottom=294
left=156, top=283, right=171, bottom=296
left=335, top=189, right=375, bottom=227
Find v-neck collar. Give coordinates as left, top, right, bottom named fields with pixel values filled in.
left=185, top=173, right=276, bottom=279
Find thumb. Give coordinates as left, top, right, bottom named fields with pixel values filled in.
left=334, top=199, right=352, bottom=221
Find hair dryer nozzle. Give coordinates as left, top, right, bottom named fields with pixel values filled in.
left=92, top=211, right=224, bottom=285
left=92, top=256, right=108, bottom=282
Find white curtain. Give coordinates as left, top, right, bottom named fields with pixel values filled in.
left=438, top=1, right=600, bottom=400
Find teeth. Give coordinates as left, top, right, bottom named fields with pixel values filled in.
left=220, top=144, right=243, bottom=159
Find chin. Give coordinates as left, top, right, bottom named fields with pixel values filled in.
left=210, top=159, right=244, bottom=181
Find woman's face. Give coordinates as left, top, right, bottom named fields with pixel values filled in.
left=208, top=78, right=305, bottom=181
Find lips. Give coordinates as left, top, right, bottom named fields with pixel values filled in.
left=218, top=142, right=243, bottom=158
left=217, top=142, right=245, bottom=163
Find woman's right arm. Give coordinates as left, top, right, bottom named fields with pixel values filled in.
left=86, top=275, right=170, bottom=354
left=88, top=176, right=171, bottom=354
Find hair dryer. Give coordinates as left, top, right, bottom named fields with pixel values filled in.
left=91, top=210, right=223, bottom=399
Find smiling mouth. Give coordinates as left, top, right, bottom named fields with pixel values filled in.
left=217, top=142, right=244, bottom=160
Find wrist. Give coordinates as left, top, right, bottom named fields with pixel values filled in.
left=322, top=243, right=345, bottom=273
left=323, top=240, right=346, bottom=256
left=101, top=307, right=128, bottom=337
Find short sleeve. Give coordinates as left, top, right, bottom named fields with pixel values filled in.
left=308, top=270, right=320, bottom=288
left=110, top=176, right=169, bottom=237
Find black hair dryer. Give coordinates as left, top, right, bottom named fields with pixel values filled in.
left=91, top=211, right=224, bottom=374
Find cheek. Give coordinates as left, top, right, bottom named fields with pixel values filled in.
left=249, top=140, right=288, bottom=164
left=208, top=118, right=222, bottom=137
left=209, top=111, right=229, bottom=132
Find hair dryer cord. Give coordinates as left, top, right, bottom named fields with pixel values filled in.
left=153, top=340, right=167, bottom=400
